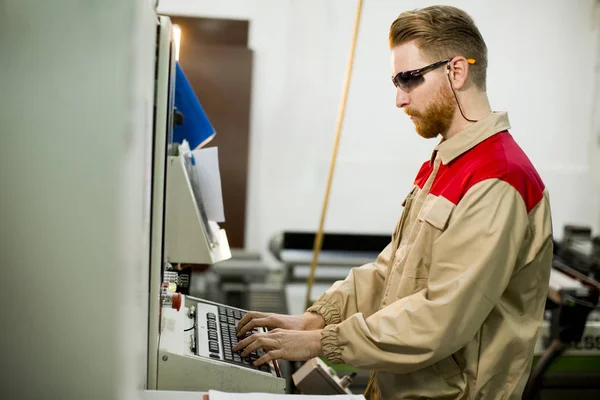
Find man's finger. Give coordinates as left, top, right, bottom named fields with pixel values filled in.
left=254, top=349, right=285, bottom=366
left=236, top=317, right=262, bottom=338
left=232, top=332, right=261, bottom=352
left=237, top=311, right=268, bottom=331
left=241, top=337, right=277, bottom=357
left=237, top=316, right=275, bottom=337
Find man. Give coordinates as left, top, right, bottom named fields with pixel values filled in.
left=233, top=5, right=553, bottom=399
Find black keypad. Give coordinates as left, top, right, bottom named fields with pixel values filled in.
left=210, top=306, right=270, bottom=374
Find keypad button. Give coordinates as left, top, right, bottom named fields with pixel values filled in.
left=219, top=307, right=227, bottom=315
left=208, top=331, right=218, bottom=341
left=233, top=310, right=243, bottom=319
left=233, top=354, right=242, bottom=363
left=226, top=309, right=234, bottom=317
left=209, top=340, right=219, bottom=354
left=220, top=315, right=228, bottom=323
left=206, top=313, right=216, bottom=320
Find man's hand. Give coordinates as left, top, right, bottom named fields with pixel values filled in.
left=236, top=312, right=324, bottom=338
left=232, top=329, right=323, bottom=366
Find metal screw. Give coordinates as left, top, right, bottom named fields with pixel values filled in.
left=162, top=355, right=168, bottom=361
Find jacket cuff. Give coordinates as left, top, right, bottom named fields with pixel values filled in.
left=306, top=299, right=342, bottom=326
left=321, top=325, right=344, bottom=364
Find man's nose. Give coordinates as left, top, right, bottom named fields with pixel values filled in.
left=396, top=88, right=410, bottom=108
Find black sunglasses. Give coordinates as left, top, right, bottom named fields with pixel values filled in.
left=391, top=58, right=452, bottom=92
left=392, top=57, right=477, bottom=92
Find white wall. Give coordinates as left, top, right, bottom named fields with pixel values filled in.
left=158, top=0, right=600, bottom=258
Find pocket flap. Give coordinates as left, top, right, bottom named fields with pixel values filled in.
left=418, top=195, right=455, bottom=231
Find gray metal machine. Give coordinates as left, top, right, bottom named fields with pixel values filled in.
left=146, top=15, right=285, bottom=394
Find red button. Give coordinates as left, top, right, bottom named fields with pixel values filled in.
left=172, top=293, right=182, bottom=311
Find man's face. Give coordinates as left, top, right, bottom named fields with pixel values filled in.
left=391, top=41, right=456, bottom=139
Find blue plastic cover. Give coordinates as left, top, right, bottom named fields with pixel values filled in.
left=172, top=62, right=215, bottom=148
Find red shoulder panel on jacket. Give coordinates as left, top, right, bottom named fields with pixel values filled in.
left=420, top=132, right=545, bottom=213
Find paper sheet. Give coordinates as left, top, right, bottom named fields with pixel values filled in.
left=208, top=390, right=365, bottom=400
left=191, top=147, right=225, bottom=222
left=142, top=390, right=207, bottom=400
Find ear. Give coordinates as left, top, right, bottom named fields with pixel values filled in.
left=446, top=57, right=470, bottom=90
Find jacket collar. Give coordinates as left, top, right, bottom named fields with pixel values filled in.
left=431, top=112, right=511, bottom=165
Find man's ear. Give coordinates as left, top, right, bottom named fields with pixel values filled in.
left=447, top=57, right=470, bottom=90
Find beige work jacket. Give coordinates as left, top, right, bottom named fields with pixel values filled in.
left=307, top=112, right=553, bottom=399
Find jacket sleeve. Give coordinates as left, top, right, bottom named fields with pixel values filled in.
left=305, top=242, right=393, bottom=325
left=320, top=179, right=531, bottom=372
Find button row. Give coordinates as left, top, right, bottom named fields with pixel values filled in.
left=207, top=312, right=220, bottom=358
left=218, top=306, right=245, bottom=321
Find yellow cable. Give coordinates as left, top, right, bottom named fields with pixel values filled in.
left=304, top=0, right=364, bottom=310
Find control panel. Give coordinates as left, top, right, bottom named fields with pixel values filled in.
left=156, top=295, right=286, bottom=393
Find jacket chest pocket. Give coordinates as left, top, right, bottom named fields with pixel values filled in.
left=418, top=194, right=454, bottom=230
left=401, top=194, right=455, bottom=279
